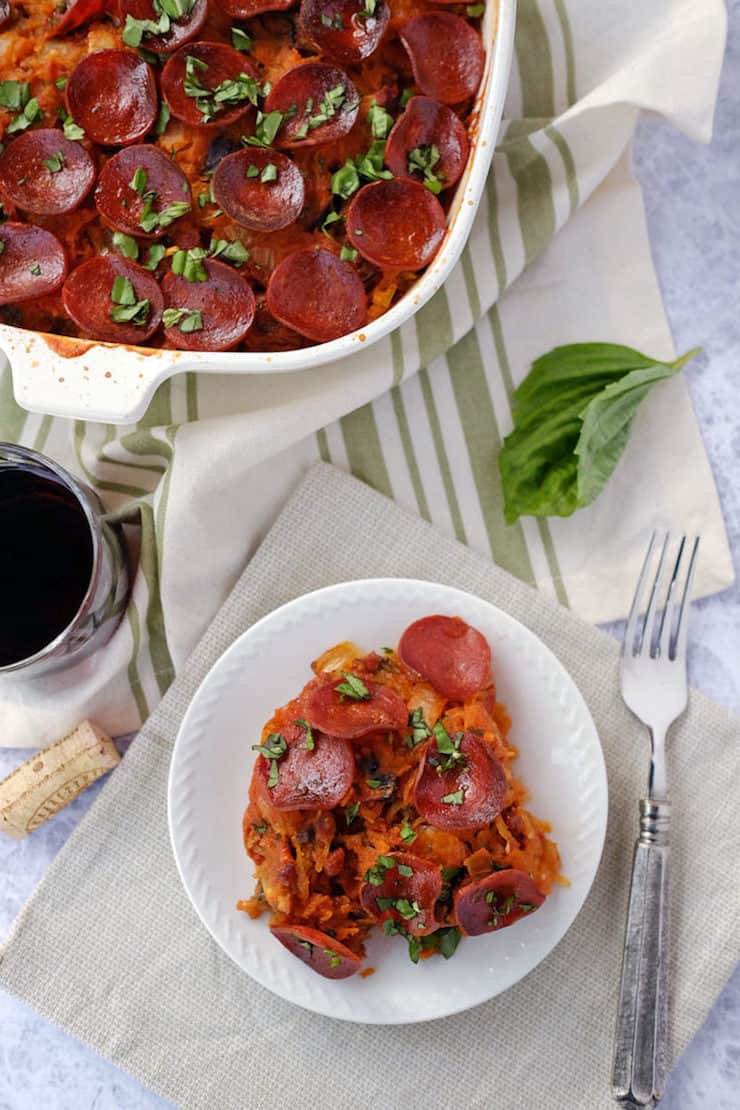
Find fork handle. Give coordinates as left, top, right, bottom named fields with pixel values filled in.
left=612, top=799, right=671, bottom=1106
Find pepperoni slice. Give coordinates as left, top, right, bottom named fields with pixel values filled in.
left=270, top=924, right=361, bottom=979
left=62, top=256, right=163, bottom=344
left=346, top=178, right=445, bottom=271
left=0, top=224, right=67, bottom=305
left=267, top=247, right=366, bottom=343
left=161, top=42, right=259, bottom=129
left=263, top=63, right=360, bottom=148
left=66, top=50, right=158, bottom=147
left=119, top=0, right=208, bottom=53
left=413, top=732, right=507, bottom=831
left=95, top=145, right=191, bottom=240
left=400, top=13, right=485, bottom=105
left=384, top=97, right=469, bottom=192
left=453, top=870, right=545, bottom=936
left=360, top=851, right=441, bottom=937
left=0, top=131, right=95, bottom=217
left=253, top=723, right=354, bottom=811
left=399, top=615, right=491, bottom=700
left=303, top=674, right=407, bottom=740
left=49, top=0, right=106, bottom=36
left=244, top=294, right=306, bottom=352
left=217, top=0, right=293, bottom=15
left=300, top=0, right=390, bottom=65
left=212, top=149, right=304, bottom=233
left=162, top=258, right=255, bottom=351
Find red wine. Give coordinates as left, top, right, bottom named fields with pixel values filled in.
left=0, top=469, right=94, bottom=667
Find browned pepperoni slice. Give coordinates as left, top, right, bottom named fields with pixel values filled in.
left=270, top=924, right=361, bottom=979
left=66, top=50, right=158, bottom=147
left=267, top=247, right=366, bottom=343
left=95, top=145, right=191, bottom=240
left=454, top=870, right=545, bottom=936
left=346, top=178, right=445, bottom=271
left=118, top=0, right=208, bottom=53
left=384, top=96, right=469, bottom=192
left=244, top=294, right=306, bottom=352
left=216, top=0, right=293, bottom=16
left=0, top=1, right=11, bottom=31
left=212, top=149, right=304, bottom=233
left=399, top=615, right=491, bottom=700
left=162, top=258, right=255, bottom=351
left=161, top=41, right=259, bottom=129
left=360, top=852, right=441, bottom=937
left=263, top=63, right=360, bottom=148
left=253, top=723, right=354, bottom=811
left=413, top=732, right=507, bottom=831
left=62, top=256, right=163, bottom=343
left=400, top=13, right=484, bottom=105
left=0, top=223, right=67, bottom=305
left=300, top=0, right=390, bottom=65
left=49, top=0, right=106, bottom=36
left=0, top=131, right=95, bottom=217
left=302, top=673, right=407, bottom=739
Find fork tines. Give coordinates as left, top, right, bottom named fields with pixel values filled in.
left=624, top=532, right=700, bottom=662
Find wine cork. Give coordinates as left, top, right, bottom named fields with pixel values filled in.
left=0, top=720, right=120, bottom=839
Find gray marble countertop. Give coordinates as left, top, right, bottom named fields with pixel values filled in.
left=2, top=8, right=740, bottom=1109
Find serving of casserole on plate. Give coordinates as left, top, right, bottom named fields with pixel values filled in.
left=0, top=0, right=515, bottom=424
left=168, top=579, right=608, bottom=1023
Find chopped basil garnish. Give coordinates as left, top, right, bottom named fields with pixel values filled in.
left=139, top=198, right=190, bottom=235
left=466, top=3, right=486, bottom=16
left=43, top=150, right=65, bottom=174
left=441, top=788, right=464, bottom=806
left=29, top=262, right=41, bottom=277
left=399, top=819, right=416, bottom=843
left=252, top=821, right=267, bottom=835
left=340, top=245, right=358, bottom=262
left=154, top=102, right=171, bottom=137
left=112, top=232, right=139, bottom=261
left=400, top=88, right=414, bottom=109
left=251, top=731, right=287, bottom=789
left=61, top=113, right=85, bottom=141
left=260, top=162, right=278, bottom=183
left=335, top=670, right=370, bottom=701
left=242, top=108, right=287, bottom=148
left=294, top=718, right=314, bottom=750
left=143, top=243, right=166, bottom=270
left=363, top=855, right=395, bottom=885
left=406, top=707, right=431, bottom=748
left=172, top=246, right=208, bottom=283
left=163, top=307, right=203, bottom=334
left=130, top=167, right=148, bottom=195
left=366, top=778, right=381, bottom=789
left=109, top=276, right=150, bottom=326
left=408, top=144, right=443, bottom=194
left=231, top=27, right=252, bottom=53
left=367, top=99, right=393, bottom=140
left=209, top=237, right=249, bottom=266
left=321, top=11, right=344, bottom=29
left=397, top=863, right=414, bottom=878
left=344, top=801, right=360, bottom=826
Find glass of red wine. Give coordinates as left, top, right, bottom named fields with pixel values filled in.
left=0, top=443, right=130, bottom=679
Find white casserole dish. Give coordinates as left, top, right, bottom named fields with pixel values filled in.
left=1, top=1, right=515, bottom=426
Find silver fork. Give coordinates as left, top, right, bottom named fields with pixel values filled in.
left=612, top=532, right=700, bottom=1107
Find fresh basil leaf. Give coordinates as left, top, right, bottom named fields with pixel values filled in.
left=112, top=232, right=139, bottom=261
left=499, top=343, right=699, bottom=523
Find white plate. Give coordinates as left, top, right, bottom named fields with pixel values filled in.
left=168, top=578, right=607, bottom=1024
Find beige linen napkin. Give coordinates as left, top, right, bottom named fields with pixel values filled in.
left=1, top=463, right=738, bottom=1110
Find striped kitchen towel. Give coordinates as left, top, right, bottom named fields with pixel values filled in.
left=0, top=0, right=732, bottom=746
